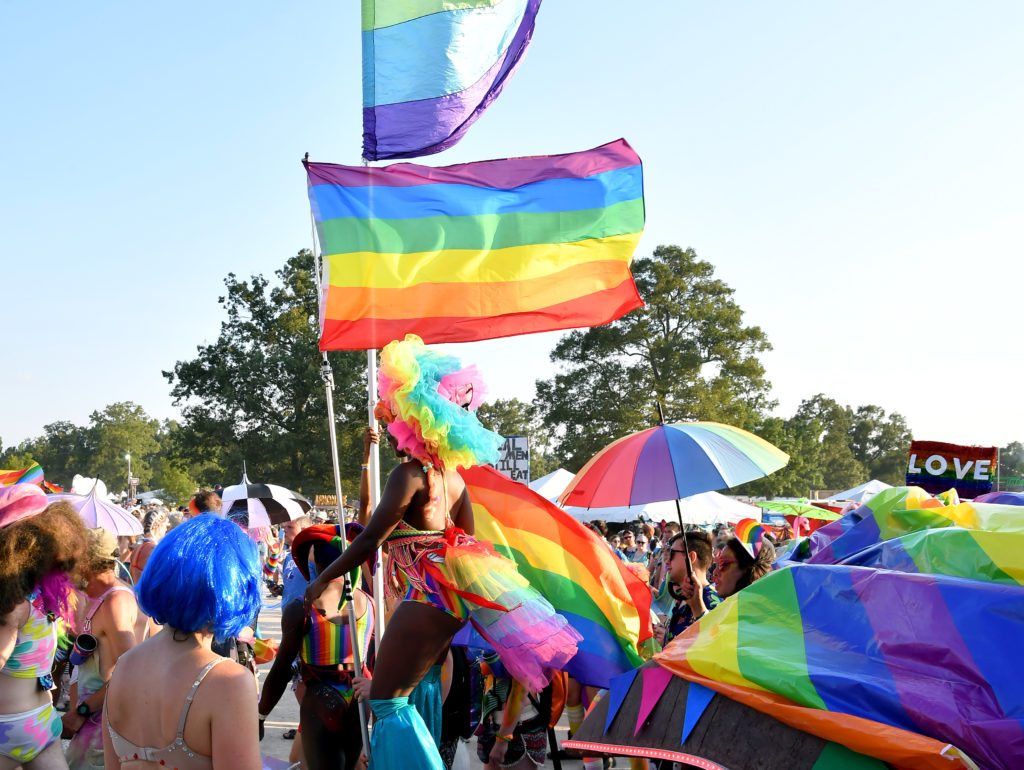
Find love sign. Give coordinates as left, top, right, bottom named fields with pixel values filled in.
left=906, top=440, right=997, bottom=498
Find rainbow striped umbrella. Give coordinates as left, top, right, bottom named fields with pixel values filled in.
left=558, top=421, right=788, bottom=509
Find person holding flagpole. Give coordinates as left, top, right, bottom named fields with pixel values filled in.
left=304, top=334, right=581, bottom=769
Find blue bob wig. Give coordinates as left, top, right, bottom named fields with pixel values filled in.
left=136, top=514, right=260, bottom=642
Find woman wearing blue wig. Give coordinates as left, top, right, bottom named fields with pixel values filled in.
left=101, top=515, right=263, bottom=769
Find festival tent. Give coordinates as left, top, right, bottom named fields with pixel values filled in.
left=564, top=491, right=761, bottom=526
left=528, top=468, right=575, bottom=501
left=826, top=479, right=891, bottom=503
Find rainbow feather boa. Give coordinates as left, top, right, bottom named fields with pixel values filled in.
left=377, top=334, right=502, bottom=470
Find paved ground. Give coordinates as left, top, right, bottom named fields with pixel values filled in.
left=255, top=585, right=578, bottom=769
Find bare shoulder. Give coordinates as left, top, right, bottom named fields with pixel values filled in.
left=204, top=659, right=258, bottom=714
left=389, top=460, right=425, bottom=485
left=96, top=587, right=138, bottom=627
left=207, top=657, right=257, bottom=691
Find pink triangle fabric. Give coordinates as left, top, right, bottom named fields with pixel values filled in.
left=635, top=666, right=674, bottom=735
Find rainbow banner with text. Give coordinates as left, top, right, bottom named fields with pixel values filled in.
left=906, top=439, right=997, bottom=498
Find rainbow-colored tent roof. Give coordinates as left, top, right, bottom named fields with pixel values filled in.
left=656, top=486, right=1024, bottom=770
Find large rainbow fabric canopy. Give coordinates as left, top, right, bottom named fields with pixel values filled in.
left=362, top=0, right=542, bottom=160
left=306, top=139, right=645, bottom=350
left=458, top=466, right=654, bottom=688
left=658, top=487, right=1024, bottom=770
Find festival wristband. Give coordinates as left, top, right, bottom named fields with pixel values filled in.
left=496, top=733, right=513, bottom=742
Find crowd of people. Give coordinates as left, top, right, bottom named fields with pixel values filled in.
left=1, top=335, right=783, bottom=770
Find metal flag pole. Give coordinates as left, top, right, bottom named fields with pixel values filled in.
left=366, top=349, right=387, bottom=635
left=319, top=352, right=371, bottom=753
left=308, top=154, right=371, bottom=751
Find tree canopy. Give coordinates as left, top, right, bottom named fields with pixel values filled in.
left=536, top=245, right=774, bottom=470
left=163, top=250, right=368, bottom=496
left=736, top=395, right=912, bottom=498
left=0, top=402, right=196, bottom=504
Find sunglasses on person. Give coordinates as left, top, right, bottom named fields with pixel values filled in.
left=715, top=554, right=738, bottom=571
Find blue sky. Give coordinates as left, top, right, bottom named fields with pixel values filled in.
left=2, top=1, right=1022, bottom=452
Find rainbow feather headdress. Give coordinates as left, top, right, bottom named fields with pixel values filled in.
left=376, top=334, right=502, bottom=471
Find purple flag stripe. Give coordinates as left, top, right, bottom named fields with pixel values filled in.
left=631, top=428, right=681, bottom=505
left=363, top=0, right=541, bottom=160
left=851, top=569, right=1021, bottom=769
left=309, top=139, right=638, bottom=190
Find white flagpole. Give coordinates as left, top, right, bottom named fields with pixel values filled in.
left=366, top=349, right=387, bottom=635
left=308, top=155, right=371, bottom=751
left=318, top=354, right=371, bottom=753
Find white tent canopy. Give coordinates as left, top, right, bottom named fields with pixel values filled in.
left=564, top=491, right=761, bottom=525
left=528, top=468, right=576, bottom=501
left=827, top=479, right=893, bottom=503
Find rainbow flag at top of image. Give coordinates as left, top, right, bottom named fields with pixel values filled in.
left=458, top=466, right=654, bottom=689
left=656, top=486, right=1024, bottom=770
left=362, top=0, right=542, bottom=160
left=306, top=139, right=645, bottom=350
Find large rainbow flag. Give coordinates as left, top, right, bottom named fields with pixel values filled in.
left=362, top=0, right=542, bottom=160
left=306, top=139, right=645, bottom=350
left=658, top=488, right=1024, bottom=770
left=0, top=461, right=44, bottom=487
left=459, top=465, right=654, bottom=688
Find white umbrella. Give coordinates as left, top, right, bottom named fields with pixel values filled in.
left=48, top=482, right=143, bottom=537
left=564, top=491, right=761, bottom=525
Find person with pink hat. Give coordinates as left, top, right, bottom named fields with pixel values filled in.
left=0, top=483, right=89, bottom=768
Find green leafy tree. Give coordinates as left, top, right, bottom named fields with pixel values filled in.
left=998, top=442, right=1024, bottom=490
left=536, top=245, right=774, bottom=470
left=164, top=250, right=368, bottom=496
left=32, top=421, right=88, bottom=489
left=735, top=415, right=825, bottom=498
left=848, top=405, right=913, bottom=484
left=476, top=397, right=559, bottom=480
left=0, top=446, right=37, bottom=475
left=79, top=402, right=160, bottom=493
left=0, top=421, right=89, bottom=490
left=792, top=396, right=866, bottom=491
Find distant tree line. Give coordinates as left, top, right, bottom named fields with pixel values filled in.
left=4, top=245, right=1019, bottom=502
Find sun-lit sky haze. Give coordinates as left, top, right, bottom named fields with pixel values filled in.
left=2, top=1, right=1022, bottom=451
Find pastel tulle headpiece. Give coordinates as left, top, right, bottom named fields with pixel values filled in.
left=376, top=334, right=502, bottom=471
